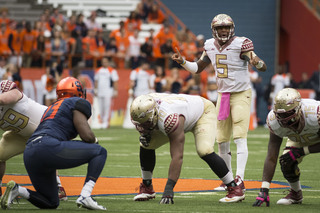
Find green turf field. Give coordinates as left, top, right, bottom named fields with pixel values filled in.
left=3, top=126, right=320, bottom=212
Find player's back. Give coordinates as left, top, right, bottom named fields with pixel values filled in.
left=30, top=97, right=91, bottom=141
left=0, top=93, right=47, bottom=137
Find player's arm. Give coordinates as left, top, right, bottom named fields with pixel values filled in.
left=171, top=48, right=210, bottom=74
left=242, top=51, right=267, bottom=72
left=253, top=131, right=283, bottom=207
left=0, top=89, right=22, bottom=105
left=73, top=99, right=96, bottom=143
left=160, top=115, right=185, bottom=204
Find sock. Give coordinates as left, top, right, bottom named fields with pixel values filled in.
left=234, top=138, right=248, bottom=179
left=220, top=171, right=234, bottom=186
left=141, top=170, right=153, bottom=187
left=18, top=186, right=30, bottom=199
left=289, top=181, right=302, bottom=192
left=56, top=176, right=62, bottom=187
left=80, top=180, right=95, bottom=197
left=218, top=141, right=232, bottom=176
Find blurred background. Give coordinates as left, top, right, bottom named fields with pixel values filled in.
left=0, top=0, right=319, bottom=128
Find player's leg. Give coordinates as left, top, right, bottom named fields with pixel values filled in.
left=98, top=96, right=105, bottom=126
left=277, top=139, right=304, bottom=205
left=0, top=132, right=27, bottom=197
left=193, top=99, right=244, bottom=202
left=103, top=94, right=113, bottom=129
left=134, top=130, right=168, bottom=201
left=231, top=89, right=251, bottom=185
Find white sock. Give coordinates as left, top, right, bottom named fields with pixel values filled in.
left=18, top=186, right=30, bottom=199
left=221, top=171, right=234, bottom=185
left=56, top=176, right=62, bottom=187
left=234, top=138, right=248, bottom=180
left=80, top=180, right=95, bottom=197
left=218, top=142, right=233, bottom=177
left=141, top=170, right=152, bottom=180
left=289, top=181, right=302, bottom=192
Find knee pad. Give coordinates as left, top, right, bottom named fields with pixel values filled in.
left=280, top=160, right=300, bottom=182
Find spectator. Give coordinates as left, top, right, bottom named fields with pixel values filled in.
left=82, top=29, right=99, bottom=67
left=105, top=37, right=118, bottom=65
left=75, top=13, right=88, bottom=37
left=84, top=11, right=101, bottom=30
left=70, top=26, right=84, bottom=67
left=195, top=34, right=205, bottom=60
left=94, top=57, right=119, bottom=129
left=147, top=3, right=166, bottom=24
left=128, top=29, right=142, bottom=69
left=0, top=8, right=10, bottom=26
left=50, top=29, right=67, bottom=71
left=129, top=60, right=151, bottom=98
left=297, top=72, right=312, bottom=89
left=165, top=67, right=183, bottom=94
left=8, top=22, right=23, bottom=66
left=0, top=23, right=12, bottom=58
left=109, top=20, right=125, bottom=39
left=270, top=65, right=290, bottom=107
left=114, top=28, right=129, bottom=68
left=21, top=21, right=37, bottom=67
left=149, top=65, right=166, bottom=92
left=309, top=64, right=320, bottom=100
left=0, top=56, right=6, bottom=80
left=66, top=14, right=77, bottom=32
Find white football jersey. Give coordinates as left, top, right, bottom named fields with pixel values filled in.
left=130, top=68, right=151, bottom=97
left=0, top=93, right=47, bottom=137
left=267, top=99, right=320, bottom=145
left=148, top=93, right=204, bottom=136
left=204, top=36, right=253, bottom=93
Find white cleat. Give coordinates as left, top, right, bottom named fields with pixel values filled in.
left=219, top=185, right=245, bottom=203
left=76, top=196, right=106, bottom=210
left=0, top=180, right=19, bottom=210
left=276, top=189, right=303, bottom=205
left=214, top=182, right=227, bottom=191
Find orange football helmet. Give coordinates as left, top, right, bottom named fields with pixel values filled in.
left=56, top=77, right=86, bottom=99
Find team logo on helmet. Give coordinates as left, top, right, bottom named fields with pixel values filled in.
left=130, top=94, right=158, bottom=130
left=273, top=88, right=301, bottom=128
left=56, top=77, right=86, bottom=99
left=211, top=14, right=235, bottom=43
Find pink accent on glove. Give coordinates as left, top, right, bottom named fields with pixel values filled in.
left=218, top=92, right=230, bottom=121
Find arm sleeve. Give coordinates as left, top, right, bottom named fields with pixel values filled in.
left=74, top=99, right=92, bottom=119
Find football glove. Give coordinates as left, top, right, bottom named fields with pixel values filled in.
left=159, top=195, right=174, bottom=204
left=253, top=188, right=270, bottom=207
left=139, top=134, right=151, bottom=147
left=279, top=147, right=305, bottom=166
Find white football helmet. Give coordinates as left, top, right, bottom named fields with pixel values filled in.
left=211, top=14, right=235, bottom=43
left=130, top=94, right=158, bottom=130
left=273, top=88, right=302, bottom=128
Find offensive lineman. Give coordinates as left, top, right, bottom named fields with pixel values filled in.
left=253, top=88, right=320, bottom=206
left=1, top=77, right=107, bottom=210
left=131, top=93, right=245, bottom=204
left=172, top=14, right=267, bottom=194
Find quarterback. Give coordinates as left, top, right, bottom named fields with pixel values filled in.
left=253, top=88, right=320, bottom=206
left=172, top=14, right=267, bottom=193
left=131, top=93, right=245, bottom=204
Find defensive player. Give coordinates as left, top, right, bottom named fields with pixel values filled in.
left=0, top=77, right=107, bottom=210
left=131, top=93, right=245, bottom=204
left=253, top=88, right=320, bottom=206
left=172, top=14, right=267, bottom=193
left=0, top=80, right=66, bottom=200
left=94, top=57, right=119, bottom=129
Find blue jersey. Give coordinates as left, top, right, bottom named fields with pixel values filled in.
left=29, top=97, right=91, bottom=141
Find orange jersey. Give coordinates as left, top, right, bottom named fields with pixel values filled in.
left=10, top=30, right=23, bottom=54
left=0, top=28, right=12, bottom=55
left=21, top=30, right=37, bottom=53
left=115, top=34, right=129, bottom=53
left=180, top=41, right=197, bottom=61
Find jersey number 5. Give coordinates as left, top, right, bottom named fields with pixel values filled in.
left=216, top=54, right=228, bottom=78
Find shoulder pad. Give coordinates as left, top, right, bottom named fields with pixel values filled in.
left=74, top=98, right=92, bottom=119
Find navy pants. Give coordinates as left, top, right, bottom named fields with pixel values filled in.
left=23, top=136, right=107, bottom=209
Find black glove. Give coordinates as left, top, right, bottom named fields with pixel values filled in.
left=159, top=195, right=174, bottom=204
left=139, top=134, right=151, bottom=147
left=279, top=147, right=305, bottom=166
left=252, top=188, right=270, bottom=207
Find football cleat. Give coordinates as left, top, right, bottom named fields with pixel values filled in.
left=276, top=189, right=303, bottom=205
left=76, top=196, right=106, bottom=210
left=133, top=183, right=156, bottom=201
left=234, top=175, right=246, bottom=192
left=58, top=186, right=68, bottom=201
left=213, top=182, right=227, bottom=191
left=0, top=181, right=19, bottom=209
left=219, top=185, right=245, bottom=203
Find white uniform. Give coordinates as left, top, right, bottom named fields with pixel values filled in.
left=94, top=66, right=119, bottom=128
left=130, top=68, right=151, bottom=97
left=267, top=99, right=320, bottom=146
left=270, top=73, right=290, bottom=106
left=0, top=92, right=47, bottom=161
left=140, top=93, right=217, bottom=157
left=204, top=36, right=253, bottom=93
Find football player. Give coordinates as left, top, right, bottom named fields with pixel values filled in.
left=172, top=14, right=267, bottom=193
left=0, top=77, right=107, bottom=210
left=0, top=80, right=66, bottom=200
left=253, top=88, right=320, bottom=206
left=131, top=93, right=245, bottom=204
